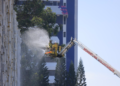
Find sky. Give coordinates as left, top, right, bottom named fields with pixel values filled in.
left=78, top=0, right=120, bottom=86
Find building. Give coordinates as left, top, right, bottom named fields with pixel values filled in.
left=43, top=0, right=78, bottom=84
left=42, top=0, right=78, bottom=72
left=0, top=0, right=21, bottom=86
left=17, top=0, right=78, bottom=85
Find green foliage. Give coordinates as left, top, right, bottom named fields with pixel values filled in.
left=66, top=61, right=76, bottom=86
left=31, top=16, right=43, bottom=27
left=75, top=58, right=86, bottom=86
left=41, top=7, right=60, bottom=36
left=55, top=59, right=87, bottom=86
left=14, top=0, right=61, bottom=36
left=14, top=0, right=44, bottom=32
left=54, top=58, right=66, bottom=86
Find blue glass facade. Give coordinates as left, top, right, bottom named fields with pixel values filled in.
left=57, top=0, right=76, bottom=71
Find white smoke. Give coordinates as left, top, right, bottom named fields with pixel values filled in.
left=22, top=27, right=49, bottom=58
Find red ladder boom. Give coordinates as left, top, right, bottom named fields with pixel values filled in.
left=74, top=40, right=120, bottom=78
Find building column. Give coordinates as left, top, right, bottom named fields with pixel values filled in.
left=74, top=0, right=78, bottom=72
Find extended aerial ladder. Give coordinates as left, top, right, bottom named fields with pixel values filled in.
left=58, top=38, right=120, bottom=78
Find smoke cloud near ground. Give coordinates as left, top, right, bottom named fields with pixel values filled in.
left=22, top=27, right=49, bottom=58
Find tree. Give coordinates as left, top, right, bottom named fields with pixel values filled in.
left=67, top=61, right=76, bottom=86
left=38, top=57, right=49, bottom=86
left=14, top=0, right=61, bottom=35
left=54, top=58, right=66, bottom=86
left=75, top=58, right=86, bottom=86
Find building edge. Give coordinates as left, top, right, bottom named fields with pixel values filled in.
left=74, top=0, right=78, bottom=72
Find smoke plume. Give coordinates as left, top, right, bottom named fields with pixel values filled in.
left=22, top=27, right=49, bottom=58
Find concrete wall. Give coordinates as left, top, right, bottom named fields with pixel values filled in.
left=0, top=0, right=21, bottom=86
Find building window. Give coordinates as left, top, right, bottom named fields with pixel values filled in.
left=45, top=1, right=53, bottom=5
left=53, top=1, right=57, bottom=6
left=64, top=3, right=66, bottom=6
left=50, top=1, right=53, bottom=5
left=63, top=16, right=66, bottom=24
left=63, top=32, right=66, bottom=37
left=58, top=2, right=60, bottom=5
